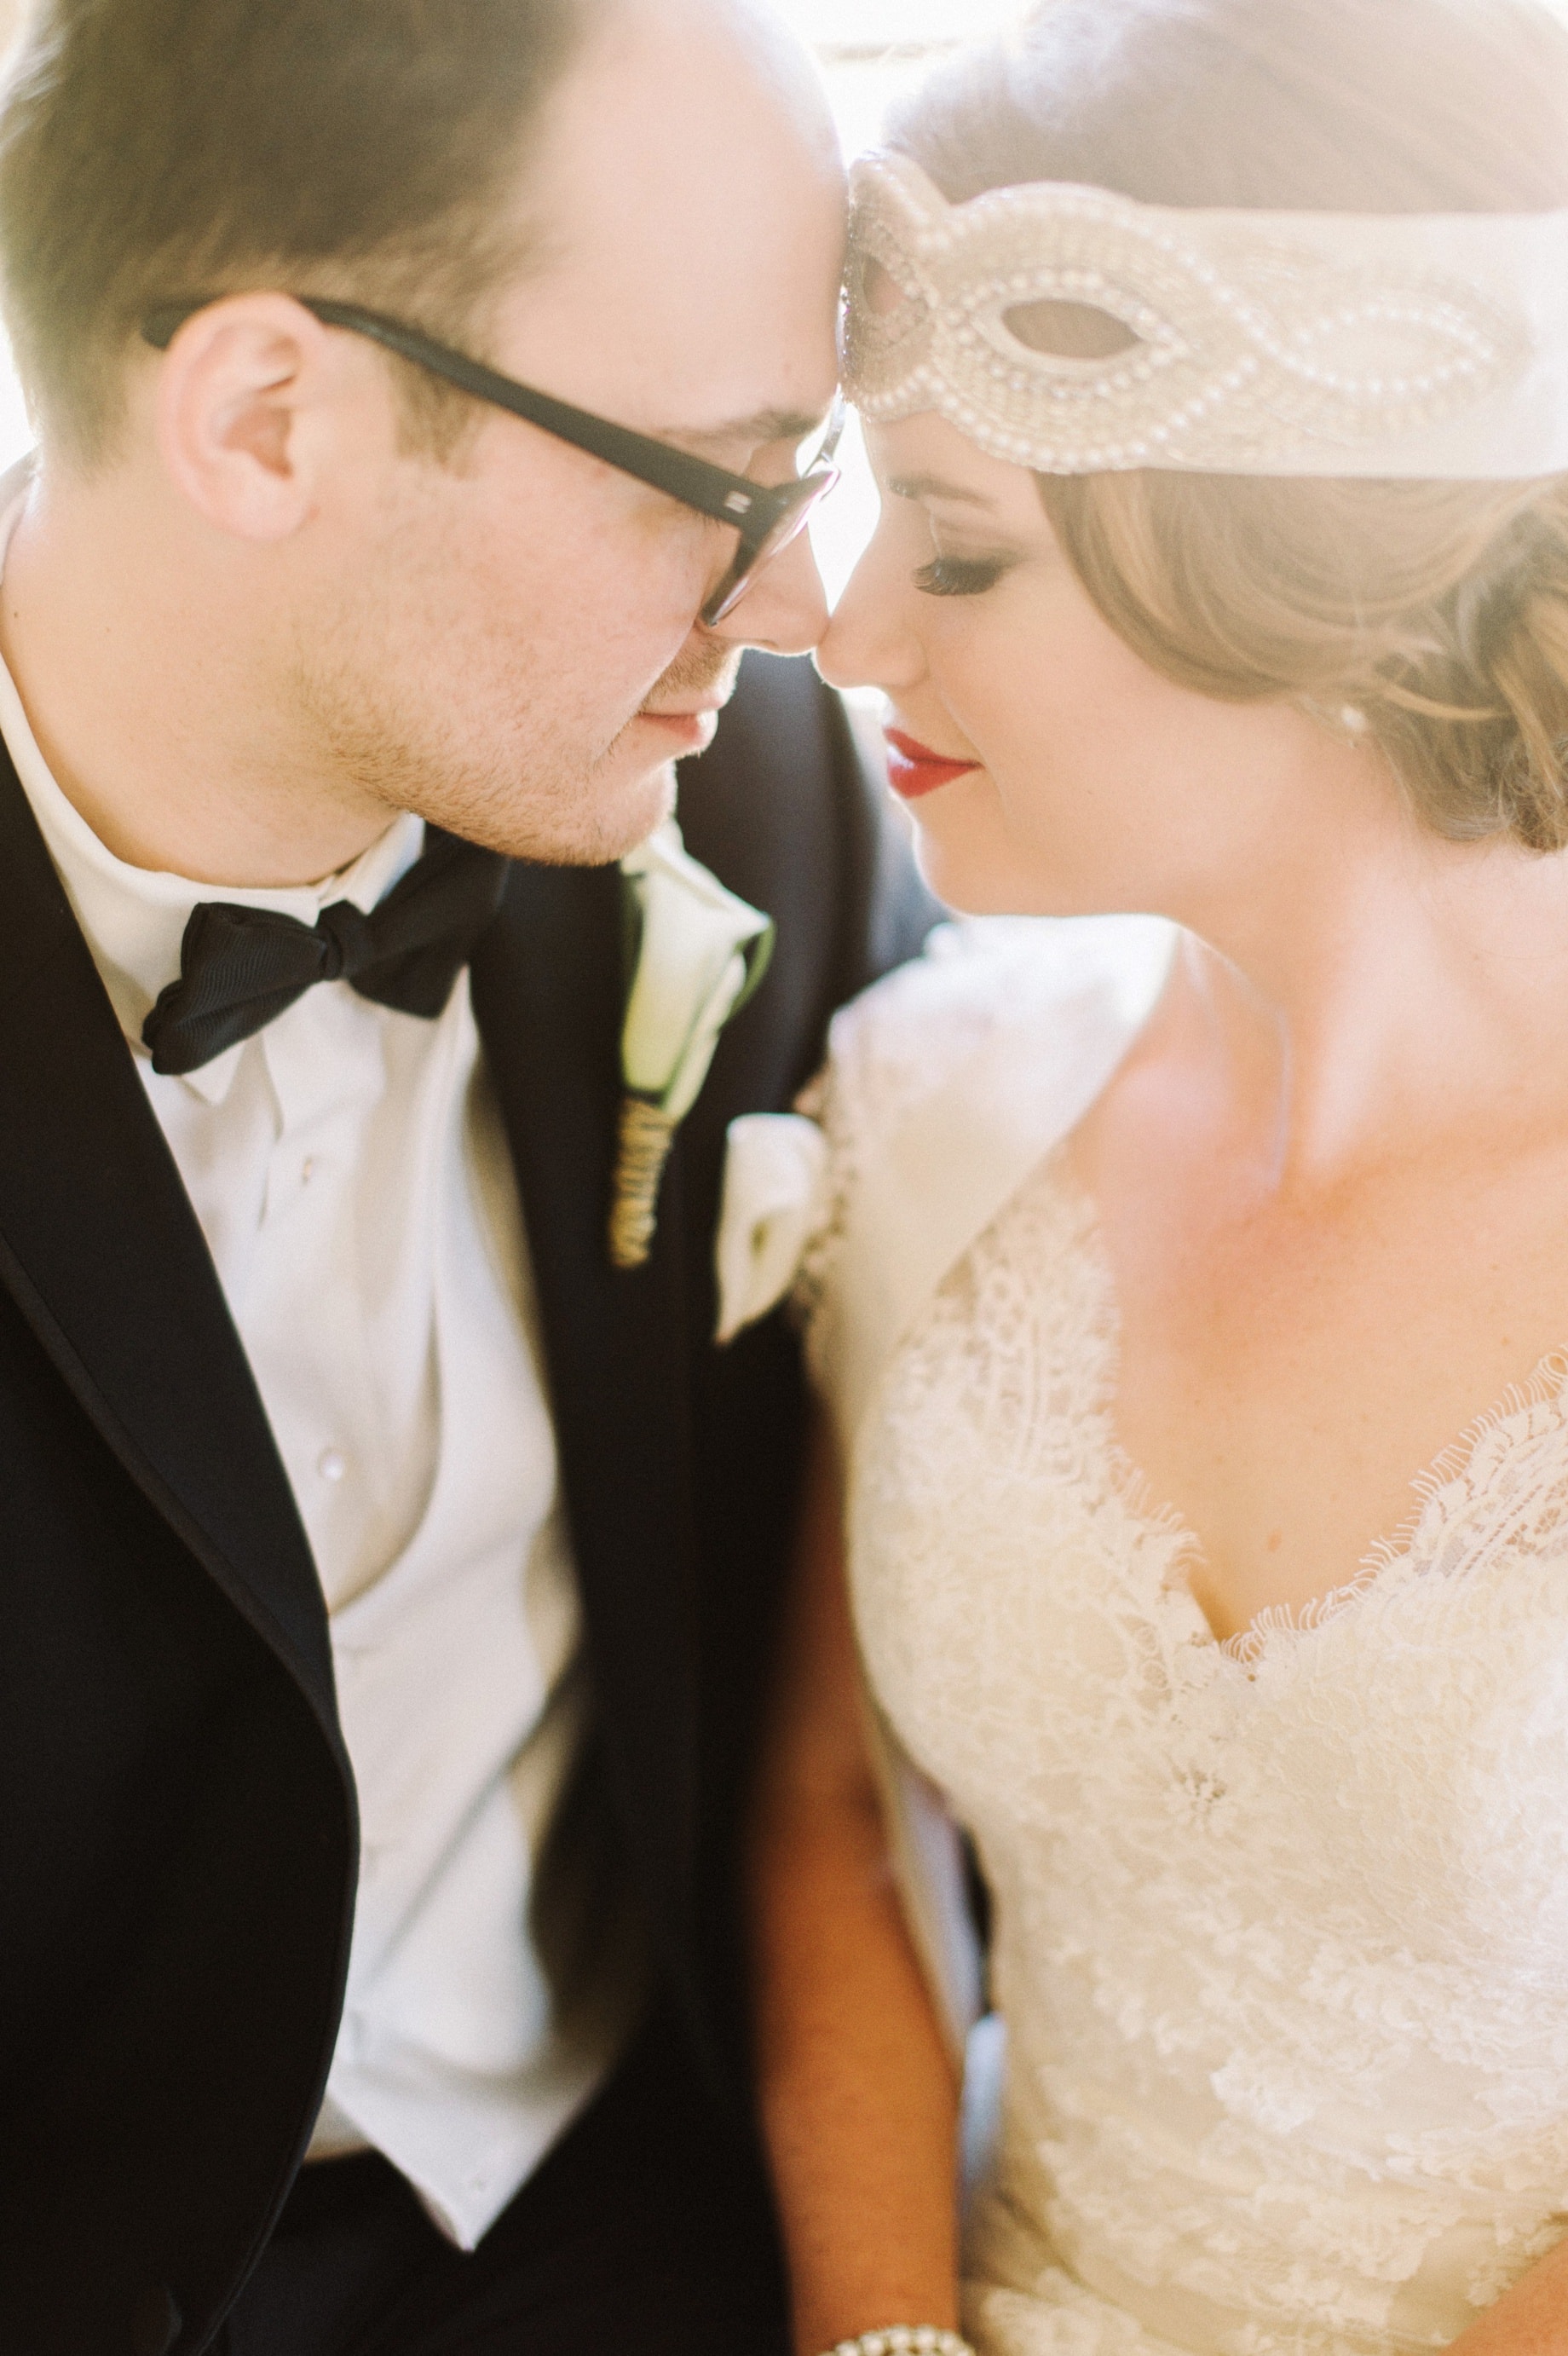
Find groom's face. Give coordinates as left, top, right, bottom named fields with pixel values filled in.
left=297, top=0, right=845, bottom=865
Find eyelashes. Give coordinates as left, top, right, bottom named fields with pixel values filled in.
left=914, top=554, right=1014, bottom=599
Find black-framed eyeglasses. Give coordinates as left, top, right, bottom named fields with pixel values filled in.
left=141, top=296, right=844, bottom=627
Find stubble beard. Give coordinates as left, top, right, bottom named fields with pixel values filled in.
left=288, top=609, right=744, bottom=869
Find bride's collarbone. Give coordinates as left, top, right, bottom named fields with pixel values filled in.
left=1068, top=1143, right=1568, bottom=1648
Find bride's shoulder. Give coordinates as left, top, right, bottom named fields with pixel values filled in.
left=818, top=911, right=1176, bottom=1130
left=714, top=915, right=1173, bottom=1366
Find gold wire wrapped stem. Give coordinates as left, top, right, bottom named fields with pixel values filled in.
left=608, top=1096, right=679, bottom=1271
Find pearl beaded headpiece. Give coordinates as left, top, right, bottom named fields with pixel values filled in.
left=845, top=152, right=1568, bottom=478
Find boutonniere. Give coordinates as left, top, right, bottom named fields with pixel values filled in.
left=610, top=820, right=774, bottom=1270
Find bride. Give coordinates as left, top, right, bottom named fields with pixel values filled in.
left=730, top=1, right=1568, bottom=2351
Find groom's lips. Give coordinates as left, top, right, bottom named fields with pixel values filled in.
left=884, top=726, right=982, bottom=800
left=637, top=707, right=722, bottom=755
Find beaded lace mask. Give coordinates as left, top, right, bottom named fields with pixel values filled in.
left=845, top=152, right=1568, bottom=478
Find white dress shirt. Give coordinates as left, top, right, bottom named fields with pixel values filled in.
left=0, top=509, right=625, bottom=2248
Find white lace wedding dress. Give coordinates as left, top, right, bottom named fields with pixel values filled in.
left=778, top=918, right=1568, bottom=2356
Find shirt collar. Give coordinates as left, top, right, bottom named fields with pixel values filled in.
left=0, top=489, right=424, bottom=1104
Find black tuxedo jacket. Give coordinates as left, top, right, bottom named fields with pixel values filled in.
left=0, top=652, right=936, bottom=2356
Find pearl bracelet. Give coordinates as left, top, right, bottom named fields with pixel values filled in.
left=821, top=2331, right=975, bottom=2356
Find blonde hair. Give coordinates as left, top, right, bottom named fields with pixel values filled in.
left=896, top=0, right=1568, bottom=849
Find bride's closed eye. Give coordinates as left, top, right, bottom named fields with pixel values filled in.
left=914, top=552, right=1017, bottom=598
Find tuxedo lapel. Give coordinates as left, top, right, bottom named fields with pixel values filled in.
left=0, top=741, right=338, bottom=1734
left=470, top=862, right=699, bottom=1973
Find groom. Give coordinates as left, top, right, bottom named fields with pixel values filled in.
left=0, top=2, right=931, bottom=2353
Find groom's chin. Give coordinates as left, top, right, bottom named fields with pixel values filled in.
left=430, top=740, right=678, bottom=871
left=568, top=744, right=680, bottom=869
left=613, top=740, right=681, bottom=838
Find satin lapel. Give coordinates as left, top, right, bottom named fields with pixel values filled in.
left=0, top=742, right=337, bottom=1733
left=470, top=862, right=698, bottom=1961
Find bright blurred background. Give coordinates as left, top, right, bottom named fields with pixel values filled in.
left=0, top=0, right=1017, bottom=598
left=783, top=0, right=1024, bottom=603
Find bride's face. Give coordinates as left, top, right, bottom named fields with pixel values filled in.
left=816, top=411, right=1344, bottom=918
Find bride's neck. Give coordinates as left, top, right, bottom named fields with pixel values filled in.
left=1162, top=788, right=1568, bottom=1187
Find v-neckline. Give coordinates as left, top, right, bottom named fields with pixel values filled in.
left=1039, top=1146, right=1568, bottom=1666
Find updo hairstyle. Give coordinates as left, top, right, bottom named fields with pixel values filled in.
left=891, top=0, right=1568, bottom=850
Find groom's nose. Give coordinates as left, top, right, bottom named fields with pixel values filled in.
left=708, top=521, right=831, bottom=658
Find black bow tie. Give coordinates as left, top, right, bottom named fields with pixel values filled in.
left=141, top=828, right=509, bottom=1077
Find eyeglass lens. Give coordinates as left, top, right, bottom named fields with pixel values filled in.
left=700, top=465, right=841, bottom=627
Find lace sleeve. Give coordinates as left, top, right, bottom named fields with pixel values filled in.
left=790, top=933, right=969, bottom=1411
left=787, top=1060, right=851, bottom=1372
left=715, top=942, right=948, bottom=1361
left=757, top=914, right=1177, bottom=1437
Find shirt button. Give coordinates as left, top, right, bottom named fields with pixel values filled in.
left=301, top=1157, right=319, bottom=1185
left=318, top=1447, right=347, bottom=1483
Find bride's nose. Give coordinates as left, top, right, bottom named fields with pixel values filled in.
left=815, top=524, right=926, bottom=697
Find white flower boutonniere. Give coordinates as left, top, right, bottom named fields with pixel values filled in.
left=610, top=820, right=774, bottom=1271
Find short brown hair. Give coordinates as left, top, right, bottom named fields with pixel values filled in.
left=0, top=0, right=594, bottom=465
left=894, top=0, right=1568, bottom=850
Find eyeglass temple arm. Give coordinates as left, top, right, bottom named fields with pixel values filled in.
left=141, top=297, right=793, bottom=542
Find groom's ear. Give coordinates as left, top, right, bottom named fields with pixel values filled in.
left=151, top=294, right=365, bottom=542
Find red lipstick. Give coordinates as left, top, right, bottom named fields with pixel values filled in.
left=884, top=726, right=981, bottom=801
